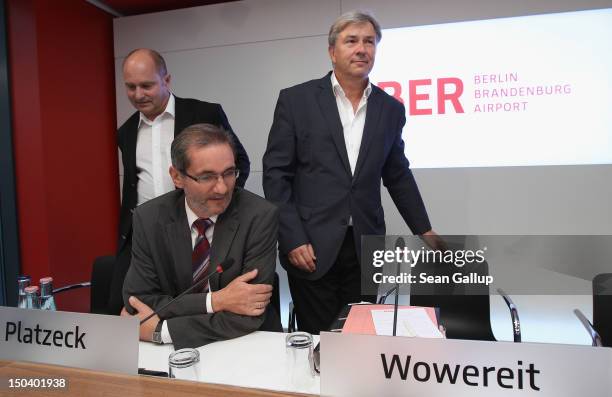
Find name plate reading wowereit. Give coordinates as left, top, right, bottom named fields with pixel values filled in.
left=320, top=332, right=612, bottom=396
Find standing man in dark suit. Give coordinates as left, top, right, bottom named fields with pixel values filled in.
left=122, top=124, right=278, bottom=349
left=109, top=49, right=250, bottom=314
left=263, top=11, right=442, bottom=334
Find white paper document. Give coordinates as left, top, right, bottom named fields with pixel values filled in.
left=371, top=308, right=444, bottom=338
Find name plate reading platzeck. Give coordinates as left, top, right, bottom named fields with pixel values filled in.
left=0, top=306, right=139, bottom=374
left=320, top=332, right=612, bottom=396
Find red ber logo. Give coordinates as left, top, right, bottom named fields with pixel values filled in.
left=378, top=78, right=465, bottom=115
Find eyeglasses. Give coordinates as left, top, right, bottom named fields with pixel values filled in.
left=182, top=168, right=239, bottom=185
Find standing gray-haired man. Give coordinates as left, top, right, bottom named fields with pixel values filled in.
left=263, top=11, right=442, bottom=334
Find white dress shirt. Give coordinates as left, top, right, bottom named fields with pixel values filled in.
left=135, top=94, right=176, bottom=206
left=331, top=72, right=372, bottom=175
left=331, top=72, right=372, bottom=225
left=160, top=199, right=219, bottom=344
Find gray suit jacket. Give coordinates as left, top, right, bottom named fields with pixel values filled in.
left=123, top=188, right=278, bottom=349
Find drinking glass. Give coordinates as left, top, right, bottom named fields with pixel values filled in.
left=285, top=332, right=315, bottom=388
left=168, top=348, right=201, bottom=381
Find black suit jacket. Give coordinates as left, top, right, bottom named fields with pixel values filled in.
left=263, top=72, right=431, bottom=281
left=117, top=96, right=250, bottom=254
left=123, top=188, right=279, bottom=349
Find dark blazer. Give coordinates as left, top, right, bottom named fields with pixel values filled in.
left=107, top=96, right=251, bottom=315
left=263, top=72, right=431, bottom=281
left=116, top=96, right=250, bottom=254
left=123, top=188, right=279, bottom=349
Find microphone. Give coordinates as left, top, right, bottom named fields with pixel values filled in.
left=392, top=237, right=405, bottom=337
left=139, top=258, right=235, bottom=325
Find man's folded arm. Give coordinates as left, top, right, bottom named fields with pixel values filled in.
left=167, top=204, right=279, bottom=349
left=123, top=211, right=209, bottom=317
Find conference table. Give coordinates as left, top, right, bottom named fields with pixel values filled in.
left=0, top=359, right=311, bottom=397
left=139, top=331, right=320, bottom=395
left=0, top=291, right=595, bottom=396
left=0, top=332, right=318, bottom=397
left=138, top=292, right=593, bottom=393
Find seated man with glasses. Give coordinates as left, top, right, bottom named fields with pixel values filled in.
left=122, top=123, right=280, bottom=349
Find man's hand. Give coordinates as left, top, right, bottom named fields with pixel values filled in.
left=288, top=244, right=316, bottom=272
left=211, top=269, right=272, bottom=316
left=120, top=296, right=159, bottom=342
left=420, top=230, right=447, bottom=251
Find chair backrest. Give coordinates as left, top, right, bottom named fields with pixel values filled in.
left=271, top=272, right=280, bottom=316
left=410, top=258, right=496, bottom=341
left=593, top=273, right=612, bottom=347
left=90, top=255, right=116, bottom=314
left=259, top=272, right=283, bottom=332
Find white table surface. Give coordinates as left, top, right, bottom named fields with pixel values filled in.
left=139, top=331, right=320, bottom=395
left=138, top=292, right=594, bottom=395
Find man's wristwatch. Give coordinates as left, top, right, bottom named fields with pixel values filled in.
left=152, top=321, right=164, bottom=344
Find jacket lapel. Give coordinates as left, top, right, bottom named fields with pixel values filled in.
left=353, top=87, right=382, bottom=181
left=316, top=74, right=352, bottom=176
left=208, top=189, right=240, bottom=291
left=164, top=193, right=193, bottom=293
left=173, top=96, right=191, bottom=137
left=124, top=114, right=140, bottom=174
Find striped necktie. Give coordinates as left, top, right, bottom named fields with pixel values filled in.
left=192, top=218, right=213, bottom=291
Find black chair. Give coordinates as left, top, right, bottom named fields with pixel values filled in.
left=593, top=273, right=612, bottom=347
left=410, top=259, right=497, bottom=341
left=288, top=302, right=297, bottom=333
left=89, top=255, right=115, bottom=314
left=52, top=255, right=115, bottom=314
left=259, top=272, right=283, bottom=332
left=271, top=271, right=280, bottom=316
left=58, top=256, right=284, bottom=331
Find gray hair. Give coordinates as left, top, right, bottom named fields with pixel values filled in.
left=328, top=10, right=382, bottom=47
left=171, top=123, right=236, bottom=172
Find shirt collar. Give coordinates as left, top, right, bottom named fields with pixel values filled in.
left=185, top=197, right=218, bottom=230
left=331, top=72, right=372, bottom=99
left=138, top=93, right=176, bottom=127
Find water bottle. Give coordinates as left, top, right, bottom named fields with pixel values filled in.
left=24, top=286, right=40, bottom=309
left=39, top=277, right=57, bottom=311
left=17, top=275, right=31, bottom=308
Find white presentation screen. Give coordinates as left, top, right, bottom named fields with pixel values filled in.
left=370, top=8, right=612, bottom=169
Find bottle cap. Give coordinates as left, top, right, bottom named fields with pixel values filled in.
left=24, top=286, right=39, bottom=294
left=40, top=277, right=53, bottom=284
